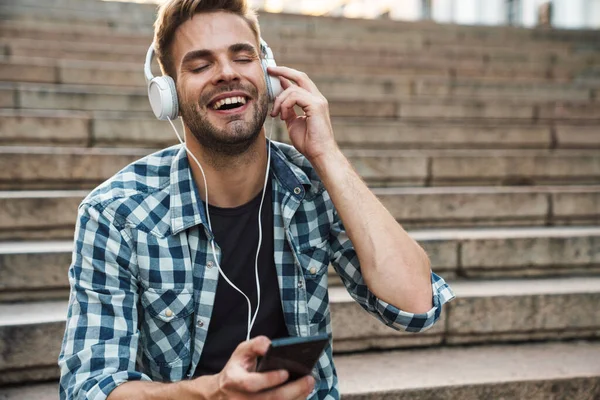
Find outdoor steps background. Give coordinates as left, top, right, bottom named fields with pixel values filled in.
left=0, top=0, right=599, bottom=399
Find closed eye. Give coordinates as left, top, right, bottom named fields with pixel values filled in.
left=191, top=65, right=209, bottom=73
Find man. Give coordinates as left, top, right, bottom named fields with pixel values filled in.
left=58, top=0, right=455, bottom=399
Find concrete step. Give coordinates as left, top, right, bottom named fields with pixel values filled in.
left=2, top=227, right=598, bottom=302
left=336, top=341, right=600, bottom=399
left=0, top=2, right=156, bottom=31
left=3, top=82, right=600, bottom=120
left=4, top=36, right=596, bottom=72
left=330, top=277, right=600, bottom=349
left=1, top=186, right=599, bottom=240
left=2, top=20, right=597, bottom=67
left=374, top=185, right=600, bottom=229
left=413, top=79, right=594, bottom=101
left=0, top=6, right=572, bottom=52
left=0, top=190, right=87, bottom=240
left=2, top=109, right=598, bottom=150
left=264, top=12, right=600, bottom=42
left=1, top=39, right=593, bottom=83
left=2, top=341, right=600, bottom=399
left=1, top=147, right=599, bottom=190
left=2, top=37, right=145, bottom=64
left=0, top=241, right=72, bottom=302
left=2, top=3, right=598, bottom=53
left=0, top=54, right=581, bottom=92
left=0, top=109, right=92, bottom=147
left=395, top=226, right=600, bottom=280
left=2, top=56, right=595, bottom=101
left=346, top=148, right=600, bottom=187
left=273, top=12, right=599, bottom=43
left=0, top=147, right=148, bottom=190
left=0, top=40, right=594, bottom=86
left=3, top=37, right=596, bottom=80
left=0, top=382, right=58, bottom=400
left=0, top=300, right=69, bottom=385
left=4, top=0, right=600, bottom=40
left=0, top=20, right=152, bottom=47
left=331, top=119, right=600, bottom=150
left=1, top=277, right=599, bottom=384
left=281, top=61, right=573, bottom=83
left=2, top=0, right=156, bottom=16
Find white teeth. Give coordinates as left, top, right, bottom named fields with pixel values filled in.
left=212, top=96, right=247, bottom=110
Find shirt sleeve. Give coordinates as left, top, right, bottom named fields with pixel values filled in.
left=328, top=208, right=456, bottom=332
left=58, top=203, right=152, bottom=400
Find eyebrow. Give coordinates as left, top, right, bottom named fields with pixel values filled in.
left=181, top=42, right=258, bottom=65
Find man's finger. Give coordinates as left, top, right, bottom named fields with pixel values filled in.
left=255, top=375, right=315, bottom=400
left=230, top=336, right=271, bottom=362
left=268, top=66, right=319, bottom=94
left=236, top=369, right=290, bottom=393
left=271, top=85, right=304, bottom=117
left=280, top=91, right=317, bottom=116
left=278, top=76, right=294, bottom=90
left=279, top=93, right=303, bottom=122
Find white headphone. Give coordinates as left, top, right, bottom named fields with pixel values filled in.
left=143, top=38, right=283, bottom=120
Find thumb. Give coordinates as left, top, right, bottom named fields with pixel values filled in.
left=230, top=336, right=271, bottom=364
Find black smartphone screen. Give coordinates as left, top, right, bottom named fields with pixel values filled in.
left=256, top=334, right=329, bottom=382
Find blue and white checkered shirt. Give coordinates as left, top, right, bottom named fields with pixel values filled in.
left=58, top=141, right=455, bottom=400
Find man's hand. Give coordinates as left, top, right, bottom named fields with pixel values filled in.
left=108, top=336, right=314, bottom=400
left=267, top=66, right=338, bottom=163
left=207, top=335, right=315, bottom=399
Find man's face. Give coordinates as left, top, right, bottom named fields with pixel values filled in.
left=171, top=12, right=269, bottom=156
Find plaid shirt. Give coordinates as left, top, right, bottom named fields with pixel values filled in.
left=58, top=141, right=455, bottom=400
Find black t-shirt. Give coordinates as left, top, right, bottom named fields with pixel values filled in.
left=194, top=176, right=288, bottom=376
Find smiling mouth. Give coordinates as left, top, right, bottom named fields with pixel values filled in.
left=210, top=96, right=249, bottom=111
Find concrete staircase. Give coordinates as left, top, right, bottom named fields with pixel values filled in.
left=0, top=0, right=599, bottom=399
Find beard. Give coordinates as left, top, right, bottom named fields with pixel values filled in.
left=179, top=84, right=269, bottom=158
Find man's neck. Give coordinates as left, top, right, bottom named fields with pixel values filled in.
left=184, top=129, right=269, bottom=209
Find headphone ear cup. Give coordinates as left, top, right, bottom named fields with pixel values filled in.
left=147, top=75, right=179, bottom=120
left=262, top=58, right=283, bottom=102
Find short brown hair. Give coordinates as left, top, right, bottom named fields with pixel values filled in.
left=154, top=0, right=261, bottom=78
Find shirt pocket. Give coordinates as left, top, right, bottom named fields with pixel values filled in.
left=139, top=287, right=194, bottom=367
left=297, top=240, right=331, bottom=325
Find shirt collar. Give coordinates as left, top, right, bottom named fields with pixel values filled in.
left=168, top=141, right=312, bottom=235
left=268, top=141, right=312, bottom=197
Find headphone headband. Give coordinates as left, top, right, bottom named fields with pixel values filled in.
left=260, top=38, right=274, bottom=60
left=144, top=43, right=156, bottom=83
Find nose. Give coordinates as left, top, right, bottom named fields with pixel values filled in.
left=212, top=60, right=241, bottom=86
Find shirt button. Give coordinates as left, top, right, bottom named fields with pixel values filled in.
left=165, top=309, right=173, bottom=318
left=294, top=187, right=302, bottom=195
left=197, top=319, right=204, bottom=328
left=207, top=261, right=214, bottom=269
left=309, top=267, right=317, bottom=275
left=298, top=281, right=304, bottom=289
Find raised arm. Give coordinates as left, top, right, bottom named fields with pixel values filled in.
left=268, top=66, right=434, bottom=314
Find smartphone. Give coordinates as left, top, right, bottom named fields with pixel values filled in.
left=256, top=334, right=330, bottom=382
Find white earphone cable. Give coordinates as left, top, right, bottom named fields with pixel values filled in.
left=249, top=117, right=274, bottom=337
left=166, top=115, right=274, bottom=341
